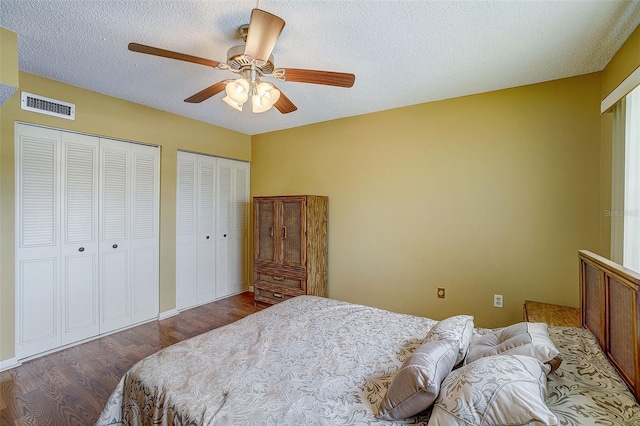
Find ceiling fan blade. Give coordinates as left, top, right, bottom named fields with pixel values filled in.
left=281, top=68, right=355, bottom=88
left=184, top=81, right=230, bottom=103
left=128, top=42, right=220, bottom=68
left=244, top=9, right=285, bottom=63
left=272, top=86, right=297, bottom=114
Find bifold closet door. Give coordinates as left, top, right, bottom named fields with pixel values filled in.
left=99, top=139, right=159, bottom=333
left=196, top=155, right=217, bottom=303
left=176, top=152, right=217, bottom=310
left=16, top=125, right=100, bottom=357
left=15, top=125, right=62, bottom=358
left=216, top=159, right=249, bottom=298
left=16, top=124, right=159, bottom=359
left=60, top=132, right=99, bottom=345
left=176, top=152, right=198, bottom=310
left=99, top=139, right=132, bottom=333
left=130, top=143, right=160, bottom=323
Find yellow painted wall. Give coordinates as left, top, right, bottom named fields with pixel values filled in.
left=0, top=72, right=251, bottom=361
left=252, top=73, right=602, bottom=328
left=0, top=28, right=19, bottom=89
left=602, top=24, right=640, bottom=99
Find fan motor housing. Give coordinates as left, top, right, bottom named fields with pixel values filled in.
left=226, top=45, right=274, bottom=74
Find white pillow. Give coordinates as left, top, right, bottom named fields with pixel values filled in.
left=377, top=340, right=458, bottom=420
left=465, top=322, right=562, bottom=373
left=428, top=354, right=557, bottom=426
left=424, top=315, right=474, bottom=364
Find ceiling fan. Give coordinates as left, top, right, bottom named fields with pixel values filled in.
left=128, top=8, right=356, bottom=114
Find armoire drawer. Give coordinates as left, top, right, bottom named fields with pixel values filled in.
left=254, top=285, right=298, bottom=305
left=255, top=270, right=306, bottom=292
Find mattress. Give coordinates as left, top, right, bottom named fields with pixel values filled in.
left=96, top=296, right=640, bottom=425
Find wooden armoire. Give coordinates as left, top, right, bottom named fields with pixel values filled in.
left=253, top=195, right=328, bottom=306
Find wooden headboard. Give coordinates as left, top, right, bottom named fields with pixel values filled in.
left=579, top=250, right=640, bottom=401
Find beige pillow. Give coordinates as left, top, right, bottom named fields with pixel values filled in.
left=424, top=315, right=474, bottom=364
left=465, top=322, right=562, bottom=373
left=428, top=354, right=557, bottom=426
left=377, top=340, right=458, bottom=421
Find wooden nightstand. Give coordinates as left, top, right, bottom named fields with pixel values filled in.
left=523, top=300, right=581, bottom=327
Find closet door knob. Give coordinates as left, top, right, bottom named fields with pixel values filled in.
left=206, top=236, right=210, bottom=239
left=224, top=234, right=227, bottom=238
left=112, top=244, right=118, bottom=249
left=78, top=247, right=85, bottom=252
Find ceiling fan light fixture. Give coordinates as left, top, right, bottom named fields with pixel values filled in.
left=251, top=81, right=280, bottom=113
left=225, top=78, right=250, bottom=104
left=252, top=95, right=271, bottom=113
left=223, top=95, right=244, bottom=111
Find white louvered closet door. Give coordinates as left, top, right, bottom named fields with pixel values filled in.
left=16, top=124, right=160, bottom=359
left=216, top=158, right=250, bottom=298
left=197, top=155, right=217, bottom=303
left=99, top=139, right=132, bottom=333
left=176, top=152, right=198, bottom=310
left=15, top=124, right=62, bottom=358
left=130, top=143, right=160, bottom=323
left=60, top=132, right=99, bottom=345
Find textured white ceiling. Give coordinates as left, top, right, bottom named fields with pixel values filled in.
left=1, top=1, right=639, bottom=135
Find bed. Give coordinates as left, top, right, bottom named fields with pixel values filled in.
left=97, top=251, right=640, bottom=425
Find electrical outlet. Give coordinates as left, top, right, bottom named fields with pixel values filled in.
left=437, top=288, right=445, bottom=299
left=494, top=294, right=503, bottom=308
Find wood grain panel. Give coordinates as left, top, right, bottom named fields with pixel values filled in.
left=579, top=250, right=640, bottom=402
left=306, top=196, right=328, bottom=298
left=253, top=195, right=328, bottom=306
left=523, top=300, right=580, bottom=327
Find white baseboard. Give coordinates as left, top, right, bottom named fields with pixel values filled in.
left=0, top=357, right=21, bottom=372
left=158, top=309, right=179, bottom=321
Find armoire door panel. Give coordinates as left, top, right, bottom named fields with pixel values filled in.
left=254, top=199, right=277, bottom=263
left=281, top=199, right=305, bottom=267
left=17, top=257, right=60, bottom=356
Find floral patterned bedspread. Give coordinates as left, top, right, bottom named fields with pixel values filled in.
left=96, top=296, right=640, bottom=425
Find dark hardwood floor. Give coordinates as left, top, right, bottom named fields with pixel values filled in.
left=0, top=292, right=262, bottom=425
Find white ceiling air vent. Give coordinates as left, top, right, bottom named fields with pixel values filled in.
left=21, top=91, right=75, bottom=120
